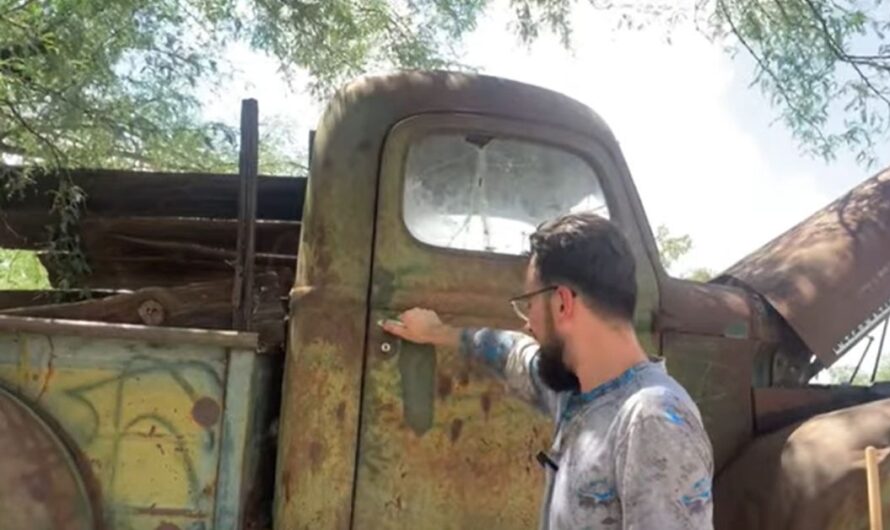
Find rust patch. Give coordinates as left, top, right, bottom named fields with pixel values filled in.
left=136, top=506, right=206, bottom=518
left=449, top=418, right=464, bottom=443
left=437, top=373, right=453, bottom=399
left=26, top=473, right=50, bottom=501
left=336, top=401, right=346, bottom=423
left=191, top=396, right=221, bottom=427
left=36, top=349, right=56, bottom=403
left=308, top=441, right=326, bottom=473
left=0, top=387, right=96, bottom=530
left=480, top=392, right=492, bottom=419
left=282, top=470, right=292, bottom=502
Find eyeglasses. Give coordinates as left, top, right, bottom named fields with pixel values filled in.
left=509, top=286, right=558, bottom=322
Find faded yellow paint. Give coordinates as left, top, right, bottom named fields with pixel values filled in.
left=0, top=332, right=227, bottom=529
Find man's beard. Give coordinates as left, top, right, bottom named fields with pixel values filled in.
left=537, top=317, right=580, bottom=393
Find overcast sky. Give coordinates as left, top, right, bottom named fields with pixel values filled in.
left=203, top=2, right=888, bottom=277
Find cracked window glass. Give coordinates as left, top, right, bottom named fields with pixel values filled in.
left=403, top=133, right=609, bottom=255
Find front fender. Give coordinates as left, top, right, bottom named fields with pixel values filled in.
left=715, top=398, right=890, bottom=530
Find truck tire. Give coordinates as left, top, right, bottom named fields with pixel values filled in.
left=0, top=384, right=97, bottom=530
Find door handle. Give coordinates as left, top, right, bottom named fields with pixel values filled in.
left=397, top=341, right=436, bottom=435
left=379, top=323, right=436, bottom=436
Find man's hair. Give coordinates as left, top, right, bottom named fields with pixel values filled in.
left=529, top=213, right=637, bottom=322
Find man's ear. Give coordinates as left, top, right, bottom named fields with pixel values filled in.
left=555, top=286, right=575, bottom=319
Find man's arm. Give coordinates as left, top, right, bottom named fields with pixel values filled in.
left=613, top=394, right=714, bottom=530
left=381, top=308, right=558, bottom=415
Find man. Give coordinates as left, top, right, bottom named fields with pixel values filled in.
left=382, top=213, right=713, bottom=529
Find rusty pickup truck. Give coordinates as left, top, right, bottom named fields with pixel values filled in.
left=1, top=71, right=889, bottom=530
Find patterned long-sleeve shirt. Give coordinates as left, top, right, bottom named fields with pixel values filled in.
left=460, top=328, right=714, bottom=530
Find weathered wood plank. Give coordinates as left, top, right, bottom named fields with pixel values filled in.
left=1, top=167, right=306, bottom=220
left=39, top=256, right=294, bottom=294
left=0, top=273, right=286, bottom=351
left=0, top=214, right=301, bottom=252
left=0, top=290, right=120, bottom=310
left=0, top=314, right=259, bottom=349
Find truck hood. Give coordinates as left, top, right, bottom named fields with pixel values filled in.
left=719, top=167, right=890, bottom=368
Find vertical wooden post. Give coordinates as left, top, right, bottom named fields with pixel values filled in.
left=233, top=99, right=259, bottom=331
left=867, top=446, right=884, bottom=530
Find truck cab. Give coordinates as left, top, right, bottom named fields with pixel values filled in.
left=1, top=71, right=889, bottom=530
left=276, top=71, right=890, bottom=529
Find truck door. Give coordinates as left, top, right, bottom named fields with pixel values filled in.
left=353, top=112, right=658, bottom=528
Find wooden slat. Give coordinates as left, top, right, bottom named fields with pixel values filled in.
left=0, top=290, right=121, bottom=311
left=39, top=257, right=294, bottom=293
left=0, top=214, right=300, bottom=252
left=0, top=314, right=259, bottom=349
left=0, top=273, right=286, bottom=351
left=1, top=168, right=304, bottom=293
left=1, top=168, right=306, bottom=220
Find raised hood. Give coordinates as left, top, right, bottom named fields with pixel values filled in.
left=720, top=168, right=890, bottom=367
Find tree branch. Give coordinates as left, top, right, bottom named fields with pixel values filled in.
left=800, top=0, right=890, bottom=110
left=1, top=99, right=64, bottom=167
left=717, top=0, right=831, bottom=146
left=0, top=140, right=29, bottom=157
left=0, top=0, right=38, bottom=18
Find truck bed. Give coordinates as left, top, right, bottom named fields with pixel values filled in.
left=0, top=168, right=303, bottom=351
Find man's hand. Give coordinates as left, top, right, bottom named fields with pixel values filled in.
left=380, top=308, right=461, bottom=348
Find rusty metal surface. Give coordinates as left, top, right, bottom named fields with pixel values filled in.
left=753, top=386, right=888, bottom=434
left=721, top=167, right=890, bottom=366
left=273, top=70, right=673, bottom=529
left=715, top=398, right=890, bottom=530
left=656, top=276, right=775, bottom=471
left=657, top=277, right=763, bottom=340
left=276, top=287, right=368, bottom=529
left=0, top=328, right=264, bottom=530
left=660, top=331, right=758, bottom=472
left=353, top=319, right=548, bottom=529
left=234, top=99, right=260, bottom=331
left=0, top=384, right=95, bottom=530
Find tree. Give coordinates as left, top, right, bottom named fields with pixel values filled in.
left=655, top=223, right=692, bottom=272
left=654, top=224, right=717, bottom=281
left=5, top=0, right=885, bottom=288
left=0, top=248, right=49, bottom=289
left=6, top=0, right=884, bottom=177
left=687, top=267, right=715, bottom=282
left=510, top=0, right=890, bottom=168
left=1, top=0, right=484, bottom=286
left=0, top=0, right=482, bottom=175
